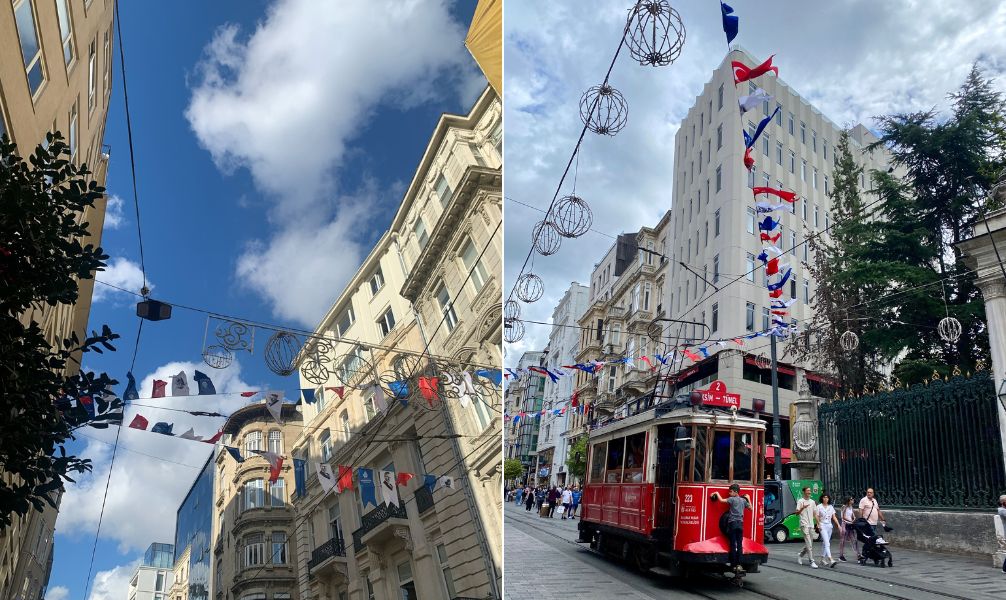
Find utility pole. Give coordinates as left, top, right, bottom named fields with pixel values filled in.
left=770, top=334, right=783, bottom=481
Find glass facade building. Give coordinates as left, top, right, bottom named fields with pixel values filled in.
left=174, top=453, right=214, bottom=600
left=143, top=542, right=175, bottom=569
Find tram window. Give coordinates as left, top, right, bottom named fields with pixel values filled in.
left=710, top=430, right=732, bottom=481
left=733, top=431, right=752, bottom=482
left=623, top=432, right=646, bottom=483
left=692, top=427, right=708, bottom=482
left=606, top=437, right=625, bottom=483
left=589, top=442, right=606, bottom=483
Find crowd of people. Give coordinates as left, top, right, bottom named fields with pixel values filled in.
left=507, top=484, right=582, bottom=519
left=787, top=486, right=890, bottom=569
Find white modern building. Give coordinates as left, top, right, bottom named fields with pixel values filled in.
left=127, top=543, right=174, bottom=600
left=535, top=283, right=589, bottom=487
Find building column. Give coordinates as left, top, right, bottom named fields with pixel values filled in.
left=975, top=276, right=1006, bottom=477
left=390, top=443, right=444, bottom=599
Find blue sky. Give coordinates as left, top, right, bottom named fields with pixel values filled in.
left=47, top=1, right=484, bottom=598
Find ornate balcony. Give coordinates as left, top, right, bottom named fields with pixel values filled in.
left=308, top=536, right=347, bottom=575
left=415, top=485, right=435, bottom=514
left=351, top=503, right=409, bottom=552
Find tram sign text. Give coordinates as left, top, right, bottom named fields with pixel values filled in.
left=698, top=380, right=741, bottom=409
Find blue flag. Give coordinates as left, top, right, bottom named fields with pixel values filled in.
left=124, top=371, right=139, bottom=401
left=744, top=107, right=780, bottom=149
left=151, top=422, right=174, bottom=436
left=389, top=380, right=410, bottom=407
left=358, top=468, right=378, bottom=508
left=475, top=369, right=503, bottom=386
left=193, top=371, right=216, bottom=395
left=721, top=2, right=739, bottom=44
left=766, top=267, right=793, bottom=291
left=424, top=474, right=437, bottom=493
left=301, top=388, right=316, bottom=404
left=226, top=446, right=244, bottom=463
left=758, top=216, right=780, bottom=232
left=293, top=458, right=307, bottom=498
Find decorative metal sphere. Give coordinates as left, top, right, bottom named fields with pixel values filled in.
left=202, top=345, right=234, bottom=369
left=504, top=299, right=521, bottom=322
left=754, top=354, right=771, bottom=371
left=839, top=330, right=859, bottom=351
left=938, top=316, right=962, bottom=343
left=552, top=195, right=593, bottom=238
left=504, top=319, right=525, bottom=344
left=516, top=273, right=544, bottom=303
left=625, top=1, right=686, bottom=67
left=579, top=84, right=628, bottom=136
left=264, top=331, right=302, bottom=376
left=532, top=220, right=562, bottom=256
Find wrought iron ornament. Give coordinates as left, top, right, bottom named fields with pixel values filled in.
left=552, top=194, right=593, bottom=238
left=646, top=319, right=664, bottom=342
left=504, top=318, right=525, bottom=343
left=264, top=331, right=303, bottom=376
left=515, top=272, right=544, bottom=303
left=580, top=84, right=628, bottom=136
left=202, top=345, right=234, bottom=369
left=532, top=220, right=562, bottom=256
left=625, top=0, right=686, bottom=67
left=504, top=299, right=521, bottom=322
left=938, top=316, right=962, bottom=343
left=839, top=330, right=859, bottom=351
left=215, top=320, right=255, bottom=352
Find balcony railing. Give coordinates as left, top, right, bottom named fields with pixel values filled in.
left=308, top=536, right=346, bottom=571
left=415, top=485, right=435, bottom=514
left=351, top=503, right=408, bottom=551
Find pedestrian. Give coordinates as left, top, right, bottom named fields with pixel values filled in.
left=515, top=486, right=524, bottom=506
left=815, top=494, right=841, bottom=567
left=838, top=496, right=859, bottom=562
left=571, top=486, right=582, bottom=518
left=791, top=486, right=819, bottom=568
left=998, top=494, right=1006, bottom=573
left=858, top=487, right=887, bottom=537
left=710, top=483, right=752, bottom=573
left=535, top=487, right=545, bottom=512
left=547, top=486, right=560, bottom=518
left=561, top=486, right=573, bottom=519
left=524, top=487, right=535, bottom=512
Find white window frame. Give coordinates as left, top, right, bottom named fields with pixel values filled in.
left=414, top=218, right=429, bottom=250
left=369, top=268, right=384, bottom=296
left=435, top=173, right=451, bottom=207
left=746, top=302, right=755, bottom=332
left=460, top=237, right=488, bottom=292
left=88, top=37, right=96, bottom=113
left=436, top=283, right=458, bottom=332
left=320, top=429, right=332, bottom=462
left=244, top=430, right=262, bottom=453
left=56, top=0, right=74, bottom=68
left=377, top=307, right=395, bottom=338
left=243, top=479, right=264, bottom=511
left=14, top=0, right=46, bottom=98
left=268, top=430, right=281, bottom=454
left=270, top=479, right=285, bottom=507
left=271, top=531, right=287, bottom=564
left=244, top=534, right=265, bottom=567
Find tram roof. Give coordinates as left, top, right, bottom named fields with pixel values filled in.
left=588, top=399, right=766, bottom=441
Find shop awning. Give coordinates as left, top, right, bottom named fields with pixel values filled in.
left=765, top=446, right=792, bottom=464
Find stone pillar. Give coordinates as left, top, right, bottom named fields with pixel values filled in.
left=788, top=376, right=820, bottom=481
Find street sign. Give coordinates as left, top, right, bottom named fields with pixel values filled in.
left=697, top=380, right=741, bottom=409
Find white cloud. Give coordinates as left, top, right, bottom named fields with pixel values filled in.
left=86, top=562, right=139, bottom=600
left=186, top=0, right=484, bottom=327
left=46, top=585, right=70, bottom=600
left=56, top=360, right=254, bottom=553
left=102, top=195, right=125, bottom=230
left=503, top=0, right=1006, bottom=356
left=93, top=257, right=150, bottom=302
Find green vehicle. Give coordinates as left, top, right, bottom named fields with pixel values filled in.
left=763, top=479, right=823, bottom=543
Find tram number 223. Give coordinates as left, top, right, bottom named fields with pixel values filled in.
left=684, top=494, right=693, bottom=503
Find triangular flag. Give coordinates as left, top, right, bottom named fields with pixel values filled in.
left=226, top=446, right=245, bottom=463
left=178, top=428, right=199, bottom=440
left=151, top=422, right=174, bottom=436
left=171, top=371, right=190, bottom=397
left=152, top=380, right=167, bottom=398
left=263, top=451, right=284, bottom=484
left=358, top=468, right=378, bottom=508
left=301, top=388, right=316, bottom=404
left=193, top=371, right=216, bottom=395
left=379, top=470, right=400, bottom=506
left=337, top=465, right=354, bottom=493
left=316, top=463, right=336, bottom=494
left=203, top=430, right=224, bottom=445
left=571, top=391, right=579, bottom=408
left=418, top=377, right=439, bottom=407
left=240, top=391, right=257, bottom=398
left=124, top=372, right=139, bottom=401
left=326, top=386, right=345, bottom=400
left=370, top=384, right=386, bottom=412
left=396, top=472, right=415, bottom=487
left=128, top=414, right=149, bottom=430
left=720, top=1, right=738, bottom=44
left=423, top=474, right=437, bottom=493
left=264, top=391, right=285, bottom=424
left=435, top=475, right=455, bottom=492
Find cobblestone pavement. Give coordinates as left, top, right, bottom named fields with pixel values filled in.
left=503, top=502, right=1006, bottom=600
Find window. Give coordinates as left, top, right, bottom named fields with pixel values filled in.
left=733, top=431, right=753, bottom=482
left=801, top=198, right=808, bottom=220
left=788, top=150, right=795, bottom=174
left=243, top=479, right=264, bottom=511
left=814, top=205, right=820, bottom=228
left=823, top=139, right=829, bottom=160
left=717, top=83, right=724, bottom=109
left=335, top=305, right=355, bottom=337
left=363, top=391, right=377, bottom=420
left=643, top=282, right=651, bottom=311
left=459, top=237, right=488, bottom=293
left=825, top=213, right=830, bottom=231
left=56, top=0, right=74, bottom=66
left=437, top=544, right=457, bottom=598
left=714, top=210, right=720, bottom=236
left=320, top=429, right=332, bottom=462
left=800, top=121, right=806, bottom=144
left=268, top=430, right=281, bottom=453
left=413, top=218, right=429, bottom=250
left=762, top=307, right=770, bottom=330
left=272, top=532, right=287, bottom=564
left=156, top=573, right=164, bottom=591
left=704, top=221, right=709, bottom=246
left=812, top=130, right=818, bottom=153
left=611, top=323, right=621, bottom=345
left=861, top=172, right=865, bottom=188
left=244, top=431, right=262, bottom=453
left=708, top=102, right=712, bottom=122
left=244, top=534, right=265, bottom=567
left=706, top=179, right=710, bottom=204
left=698, top=150, right=702, bottom=172
left=790, top=231, right=796, bottom=255
left=468, top=143, right=486, bottom=166
left=716, top=124, right=722, bottom=149
left=340, top=412, right=350, bottom=441
left=775, top=103, right=782, bottom=125
left=763, top=172, right=770, bottom=187
left=790, top=277, right=797, bottom=298
left=491, top=121, right=502, bottom=157
left=801, top=159, right=807, bottom=182
left=761, top=135, right=769, bottom=156
left=813, top=168, right=818, bottom=189
left=803, top=240, right=808, bottom=262
left=711, top=303, right=718, bottom=333
left=775, top=141, right=783, bottom=165
left=747, top=167, right=756, bottom=189
left=329, top=504, right=344, bottom=541
left=715, top=165, right=722, bottom=192
left=14, top=0, right=46, bottom=96
left=824, top=175, right=830, bottom=195
left=788, top=112, right=795, bottom=135
left=88, top=38, right=96, bottom=112
left=103, top=29, right=111, bottom=96
left=746, top=253, right=755, bottom=281
left=699, top=113, right=703, bottom=136
left=803, top=278, right=810, bottom=303
left=607, top=365, right=616, bottom=392
left=270, top=478, right=285, bottom=507
left=436, top=283, right=458, bottom=332
left=377, top=307, right=395, bottom=337
left=435, top=173, right=451, bottom=207
left=69, top=100, right=78, bottom=163
left=369, top=268, right=384, bottom=296
left=713, top=254, right=720, bottom=283
left=746, top=302, right=755, bottom=331
left=0, top=102, right=6, bottom=140
left=746, top=207, right=755, bottom=234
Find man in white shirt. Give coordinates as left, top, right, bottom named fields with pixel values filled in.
left=561, top=486, right=573, bottom=520
left=858, top=488, right=886, bottom=535
left=793, top=486, right=819, bottom=568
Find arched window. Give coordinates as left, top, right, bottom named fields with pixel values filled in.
left=244, top=431, right=262, bottom=453
left=268, top=430, right=282, bottom=454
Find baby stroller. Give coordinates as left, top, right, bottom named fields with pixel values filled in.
left=851, top=517, right=893, bottom=567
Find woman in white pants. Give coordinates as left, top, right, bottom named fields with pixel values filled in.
left=815, top=494, right=842, bottom=567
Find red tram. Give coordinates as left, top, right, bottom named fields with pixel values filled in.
left=577, top=392, right=770, bottom=577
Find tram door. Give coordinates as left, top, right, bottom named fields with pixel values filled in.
left=654, top=424, right=681, bottom=530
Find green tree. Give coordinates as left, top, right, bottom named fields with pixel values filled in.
left=504, top=458, right=524, bottom=483
left=565, top=435, right=587, bottom=481
left=0, top=134, right=120, bottom=528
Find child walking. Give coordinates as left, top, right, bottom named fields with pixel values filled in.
left=838, top=496, right=859, bottom=561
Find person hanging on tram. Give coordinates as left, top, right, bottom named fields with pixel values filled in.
left=710, top=483, right=752, bottom=573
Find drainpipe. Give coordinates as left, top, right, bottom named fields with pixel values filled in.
left=393, top=237, right=502, bottom=600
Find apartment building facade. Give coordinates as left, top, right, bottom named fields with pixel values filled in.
left=0, top=1, right=115, bottom=599
left=665, top=47, right=894, bottom=415
left=504, top=351, right=544, bottom=484
left=289, top=86, right=502, bottom=600
left=128, top=543, right=176, bottom=600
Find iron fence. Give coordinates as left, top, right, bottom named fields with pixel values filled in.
left=819, top=373, right=1005, bottom=510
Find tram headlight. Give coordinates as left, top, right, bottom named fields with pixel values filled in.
left=752, top=397, right=766, bottom=413
left=689, top=390, right=703, bottom=406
